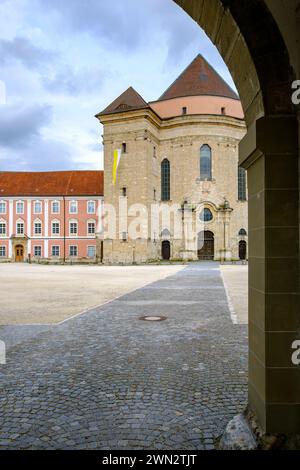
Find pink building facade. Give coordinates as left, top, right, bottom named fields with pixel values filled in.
left=0, top=171, right=104, bottom=263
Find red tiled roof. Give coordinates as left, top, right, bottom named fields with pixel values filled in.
left=159, top=54, right=239, bottom=101
left=0, top=171, right=104, bottom=196
left=98, top=86, right=148, bottom=116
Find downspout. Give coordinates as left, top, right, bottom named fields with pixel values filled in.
left=63, top=196, right=66, bottom=264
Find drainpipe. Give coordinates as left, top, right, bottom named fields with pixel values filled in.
left=63, top=196, right=66, bottom=264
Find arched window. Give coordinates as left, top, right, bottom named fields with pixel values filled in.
left=200, top=145, right=212, bottom=181
left=238, top=167, right=247, bottom=201
left=161, top=159, right=170, bottom=201
left=239, top=228, right=247, bottom=236
left=200, top=208, right=213, bottom=222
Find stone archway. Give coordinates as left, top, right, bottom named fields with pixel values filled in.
left=174, top=0, right=300, bottom=437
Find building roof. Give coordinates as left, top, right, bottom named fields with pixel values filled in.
left=0, top=170, right=104, bottom=197
left=98, top=86, right=148, bottom=116
left=158, top=54, right=239, bottom=101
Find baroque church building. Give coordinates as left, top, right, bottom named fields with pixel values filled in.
left=97, top=55, right=248, bottom=264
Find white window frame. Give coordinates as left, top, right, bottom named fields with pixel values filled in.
left=34, top=201, right=42, bottom=214
left=87, top=219, right=96, bottom=236
left=16, top=201, right=24, bottom=215
left=0, top=219, right=6, bottom=236
left=16, top=219, right=24, bottom=235
left=51, top=245, right=60, bottom=257
left=52, top=220, right=60, bottom=236
left=51, top=200, right=60, bottom=214
left=0, top=246, right=6, bottom=257
left=87, top=245, right=96, bottom=258
left=87, top=200, right=96, bottom=214
left=69, top=245, right=78, bottom=257
left=69, top=200, right=78, bottom=214
left=34, top=219, right=42, bottom=235
left=69, top=220, right=78, bottom=236
left=34, top=245, right=42, bottom=257
left=0, top=201, right=7, bottom=215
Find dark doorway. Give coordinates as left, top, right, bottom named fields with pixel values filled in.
left=239, top=240, right=247, bottom=260
left=198, top=231, right=214, bottom=260
left=162, top=240, right=171, bottom=260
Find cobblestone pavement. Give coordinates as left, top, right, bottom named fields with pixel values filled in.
left=0, top=262, right=248, bottom=450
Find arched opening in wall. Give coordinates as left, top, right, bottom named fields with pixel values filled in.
left=162, top=240, right=171, bottom=260
left=239, top=240, right=247, bottom=260
left=174, top=0, right=299, bottom=437
left=198, top=231, right=214, bottom=260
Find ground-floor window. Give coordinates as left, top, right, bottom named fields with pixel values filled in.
left=0, top=246, right=6, bottom=257
left=0, top=222, right=6, bottom=235
left=34, top=246, right=42, bottom=257
left=52, top=246, right=60, bottom=257
left=69, top=245, right=77, bottom=257
left=87, top=246, right=96, bottom=258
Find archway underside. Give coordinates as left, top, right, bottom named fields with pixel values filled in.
left=174, top=0, right=300, bottom=439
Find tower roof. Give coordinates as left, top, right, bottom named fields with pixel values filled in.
left=98, top=87, right=148, bottom=116
left=158, top=54, right=239, bottom=101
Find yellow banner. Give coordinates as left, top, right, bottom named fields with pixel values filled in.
left=112, top=149, right=121, bottom=185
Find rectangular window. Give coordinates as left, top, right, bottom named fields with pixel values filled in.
left=87, top=201, right=96, bottom=214
left=0, top=202, right=6, bottom=214
left=34, top=201, right=42, bottom=214
left=238, top=167, right=247, bottom=201
left=87, top=246, right=96, bottom=258
left=88, top=222, right=95, bottom=235
left=69, top=245, right=77, bottom=257
left=121, top=231, right=127, bottom=242
left=182, top=107, right=187, bottom=115
left=34, top=222, right=42, bottom=235
left=52, top=246, right=60, bottom=257
left=69, top=201, right=77, bottom=214
left=122, top=142, right=127, bottom=154
left=70, top=222, right=78, bottom=235
left=52, top=222, right=60, bottom=235
left=121, top=187, right=127, bottom=197
left=16, top=202, right=24, bottom=214
left=17, top=222, right=24, bottom=235
left=34, top=246, right=42, bottom=257
left=52, top=201, right=60, bottom=214
left=0, top=246, right=6, bottom=257
left=0, top=223, right=6, bottom=235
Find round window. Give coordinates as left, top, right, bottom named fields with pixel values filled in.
left=200, top=208, right=213, bottom=222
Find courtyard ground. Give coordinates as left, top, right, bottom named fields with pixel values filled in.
left=0, top=264, right=185, bottom=325
left=0, top=262, right=248, bottom=450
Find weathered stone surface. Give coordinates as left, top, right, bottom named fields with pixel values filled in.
left=219, top=414, right=257, bottom=450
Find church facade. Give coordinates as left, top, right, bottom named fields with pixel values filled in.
left=97, top=55, right=248, bottom=264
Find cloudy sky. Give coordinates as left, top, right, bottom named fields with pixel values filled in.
left=0, top=0, right=237, bottom=172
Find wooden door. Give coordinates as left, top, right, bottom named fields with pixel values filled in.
left=162, top=241, right=171, bottom=260
left=198, top=231, right=214, bottom=260
left=15, top=245, right=24, bottom=262
left=239, top=240, right=247, bottom=260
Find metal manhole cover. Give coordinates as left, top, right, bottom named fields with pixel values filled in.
left=139, top=316, right=167, bottom=322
